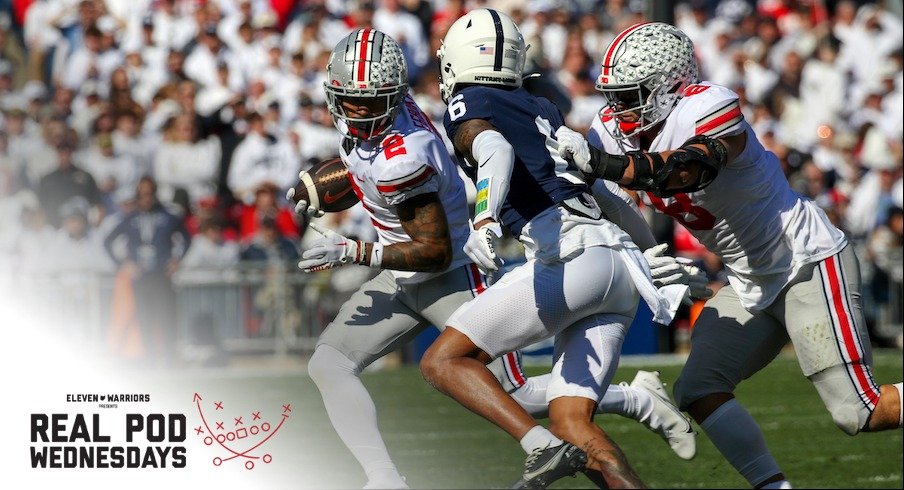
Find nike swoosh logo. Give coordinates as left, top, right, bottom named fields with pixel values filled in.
left=324, top=187, right=353, bottom=204
left=647, top=387, right=695, bottom=434
left=478, top=150, right=497, bottom=168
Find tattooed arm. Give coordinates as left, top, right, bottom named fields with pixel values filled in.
left=359, top=192, right=453, bottom=272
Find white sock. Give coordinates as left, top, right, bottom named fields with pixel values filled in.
left=511, top=375, right=647, bottom=420
left=894, top=382, right=903, bottom=428
left=519, top=425, right=562, bottom=454
left=510, top=374, right=552, bottom=418
left=700, top=399, right=784, bottom=487
left=598, top=383, right=650, bottom=420
left=761, top=480, right=793, bottom=489
left=307, top=345, right=404, bottom=484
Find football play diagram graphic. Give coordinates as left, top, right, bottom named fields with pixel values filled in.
left=192, top=392, right=291, bottom=470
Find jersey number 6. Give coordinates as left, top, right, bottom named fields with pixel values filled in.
left=448, top=94, right=467, bottom=121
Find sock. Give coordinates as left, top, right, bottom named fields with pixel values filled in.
left=519, top=425, right=562, bottom=454
left=761, top=480, right=793, bottom=489
left=598, top=383, right=651, bottom=420
left=511, top=376, right=648, bottom=420
left=510, top=374, right=552, bottom=418
left=307, top=345, right=404, bottom=485
left=895, top=382, right=903, bottom=428
left=700, top=399, right=784, bottom=487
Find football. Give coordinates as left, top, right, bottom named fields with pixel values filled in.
left=291, top=156, right=359, bottom=213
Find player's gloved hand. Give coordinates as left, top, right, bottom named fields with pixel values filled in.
left=643, top=243, right=714, bottom=304
left=464, top=220, right=504, bottom=274
left=286, top=171, right=325, bottom=218
left=298, top=222, right=363, bottom=272
left=555, top=126, right=592, bottom=173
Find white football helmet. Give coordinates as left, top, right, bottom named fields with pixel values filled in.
left=596, top=22, right=699, bottom=140
left=324, top=29, right=409, bottom=141
left=437, top=9, right=527, bottom=103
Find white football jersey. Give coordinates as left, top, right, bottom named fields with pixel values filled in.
left=340, top=96, right=471, bottom=284
left=588, top=82, right=847, bottom=310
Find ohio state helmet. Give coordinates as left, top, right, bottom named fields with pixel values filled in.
left=437, top=9, right=527, bottom=103
left=324, top=29, right=409, bottom=141
left=596, top=23, right=699, bottom=140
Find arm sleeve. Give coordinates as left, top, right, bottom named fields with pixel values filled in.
left=471, top=130, right=514, bottom=223
left=589, top=180, right=657, bottom=251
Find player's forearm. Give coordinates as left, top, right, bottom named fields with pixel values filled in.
left=363, top=240, right=452, bottom=272
left=587, top=137, right=726, bottom=196
left=366, top=193, right=453, bottom=272
left=471, top=130, right=514, bottom=223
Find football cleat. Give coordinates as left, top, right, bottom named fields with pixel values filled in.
left=628, top=370, right=697, bottom=460
left=510, top=442, right=588, bottom=489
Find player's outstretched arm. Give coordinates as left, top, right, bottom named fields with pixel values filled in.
left=557, top=126, right=746, bottom=197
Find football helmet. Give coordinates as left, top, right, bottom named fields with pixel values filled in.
left=324, top=29, right=409, bottom=141
left=596, top=23, right=699, bottom=140
left=437, top=9, right=527, bottom=103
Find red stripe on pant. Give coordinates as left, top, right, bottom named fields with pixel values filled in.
left=468, top=264, right=485, bottom=295
left=504, top=352, right=526, bottom=388
left=824, top=255, right=880, bottom=406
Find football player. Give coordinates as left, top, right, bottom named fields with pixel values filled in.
left=419, top=10, right=693, bottom=489
left=293, top=28, right=699, bottom=489
left=557, top=22, right=904, bottom=489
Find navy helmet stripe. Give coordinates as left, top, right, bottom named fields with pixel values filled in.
left=488, top=9, right=504, bottom=71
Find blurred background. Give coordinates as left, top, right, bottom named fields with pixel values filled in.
left=0, top=0, right=900, bottom=369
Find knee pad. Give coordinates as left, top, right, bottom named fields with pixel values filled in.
left=810, top=365, right=873, bottom=436
left=308, top=345, right=357, bottom=387
left=828, top=404, right=862, bottom=436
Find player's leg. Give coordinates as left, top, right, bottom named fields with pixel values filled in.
left=504, top=361, right=696, bottom=460
left=673, top=285, right=791, bottom=488
left=308, top=270, right=427, bottom=489
left=546, top=312, right=646, bottom=489
left=421, top=252, right=619, bottom=480
left=782, top=246, right=902, bottom=434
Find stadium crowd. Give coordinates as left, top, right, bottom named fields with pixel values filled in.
left=0, top=0, right=901, bottom=357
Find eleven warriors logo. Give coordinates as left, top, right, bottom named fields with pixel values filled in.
left=192, top=393, right=291, bottom=470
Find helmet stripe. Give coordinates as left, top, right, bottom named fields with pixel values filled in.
left=602, top=22, right=650, bottom=77
left=488, top=9, right=504, bottom=71
left=357, top=28, right=372, bottom=82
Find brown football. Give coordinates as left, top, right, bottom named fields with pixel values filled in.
left=291, top=157, right=359, bottom=213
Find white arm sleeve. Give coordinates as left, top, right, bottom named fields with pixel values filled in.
left=590, top=180, right=657, bottom=251
left=471, top=129, right=514, bottom=223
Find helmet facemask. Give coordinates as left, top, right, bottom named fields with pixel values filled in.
left=325, top=83, right=408, bottom=142
left=598, top=68, right=681, bottom=140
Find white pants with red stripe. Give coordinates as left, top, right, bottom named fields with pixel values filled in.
left=674, top=245, right=879, bottom=434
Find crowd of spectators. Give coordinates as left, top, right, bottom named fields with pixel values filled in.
left=0, top=0, right=901, bottom=351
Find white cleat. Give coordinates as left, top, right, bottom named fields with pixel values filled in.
left=629, top=370, right=697, bottom=460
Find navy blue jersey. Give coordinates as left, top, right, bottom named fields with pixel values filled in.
left=443, top=86, right=587, bottom=236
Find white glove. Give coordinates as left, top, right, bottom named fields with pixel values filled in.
left=555, top=126, right=592, bottom=173
left=298, top=222, right=361, bottom=272
left=464, top=220, right=504, bottom=274
left=286, top=171, right=325, bottom=218
left=643, top=244, right=714, bottom=303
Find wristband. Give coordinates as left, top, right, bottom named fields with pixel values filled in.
left=368, top=242, right=384, bottom=268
